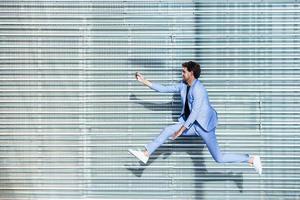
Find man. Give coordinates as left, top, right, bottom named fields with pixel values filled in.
left=128, top=61, right=262, bottom=175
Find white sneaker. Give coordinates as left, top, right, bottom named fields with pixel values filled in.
left=128, top=149, right=149, bottom=164
left=252, top=155, right=262, bottom=176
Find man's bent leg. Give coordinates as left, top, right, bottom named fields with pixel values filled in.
left=197, top=127, right=250, bottom=163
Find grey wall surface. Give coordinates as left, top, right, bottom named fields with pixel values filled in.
left=0, top=0, right=299, bottom=199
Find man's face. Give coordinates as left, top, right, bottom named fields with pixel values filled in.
left=182, top=67, right=193, bottom=82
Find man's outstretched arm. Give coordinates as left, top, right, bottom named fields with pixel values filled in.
left=135, top=72, right=181, bottom=93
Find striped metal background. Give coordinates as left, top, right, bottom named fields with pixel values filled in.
left=0, top=0, right=299, bottom=199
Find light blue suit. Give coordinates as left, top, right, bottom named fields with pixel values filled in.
left=145, top=79, right=250, bottom=163
left=151, top=79, right=218, bottom=132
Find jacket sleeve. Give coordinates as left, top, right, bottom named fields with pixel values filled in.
left=183, top=86, right=204, bottom=129
left=150, top=82, right=181, bottom=93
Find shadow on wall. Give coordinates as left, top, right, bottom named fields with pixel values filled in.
left=127, top=94, right=244, bottom=199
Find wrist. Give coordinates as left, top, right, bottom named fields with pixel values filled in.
left=144, top=80, right=151, bottom=87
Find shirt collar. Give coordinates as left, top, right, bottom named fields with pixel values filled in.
left=187, top=79, right=197, bottom=87
left=184, top=79, right=197, bottom=87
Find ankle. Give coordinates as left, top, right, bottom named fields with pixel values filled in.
left=143, top=150, right=149, bottom=157
left=248, top=157, right=254, bottom=164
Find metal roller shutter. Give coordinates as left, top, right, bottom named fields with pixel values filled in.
left=0, top=0, right=299, bottom=199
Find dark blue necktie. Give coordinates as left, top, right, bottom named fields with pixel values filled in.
left=184, top=85, right=190, bottom=120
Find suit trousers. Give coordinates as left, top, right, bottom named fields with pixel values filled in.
left=145, top=120, right=250, bottom=163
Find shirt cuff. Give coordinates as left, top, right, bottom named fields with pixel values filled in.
left=150, top=82, right=159, bottom=90
left=183, top=122, right=192, bottom=129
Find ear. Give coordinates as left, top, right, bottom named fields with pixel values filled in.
left=191, top=70, right=195, bottom=77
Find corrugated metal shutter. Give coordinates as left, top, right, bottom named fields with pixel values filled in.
left=0, top=0, right=299, bottom=199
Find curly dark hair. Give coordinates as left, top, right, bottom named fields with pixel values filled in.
left=182, top=61, right=201, bottom=79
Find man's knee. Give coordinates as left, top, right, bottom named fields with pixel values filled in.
left=213, top=155, right=224, bottom=163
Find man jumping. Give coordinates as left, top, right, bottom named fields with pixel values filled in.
left=128, top=61, right=262, bottom=175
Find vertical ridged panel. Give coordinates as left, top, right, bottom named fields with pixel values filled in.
left=0, top=0, right=299, bottom=199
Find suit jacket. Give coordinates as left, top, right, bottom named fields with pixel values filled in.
left=150, top=79, right=218, bottom=132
